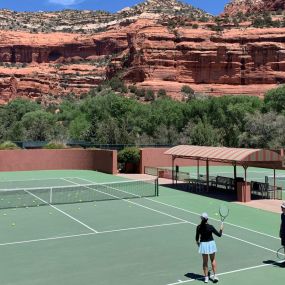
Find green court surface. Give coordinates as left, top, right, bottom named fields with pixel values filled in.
left=0, top=170, right=283, bottom=285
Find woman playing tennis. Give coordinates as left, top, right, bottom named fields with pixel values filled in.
left=195, top=213, right=224, bottom=283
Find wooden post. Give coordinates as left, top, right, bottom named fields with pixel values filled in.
left=206, top=160, right=209, bottom=192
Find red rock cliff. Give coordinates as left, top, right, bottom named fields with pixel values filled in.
left=0, top=19, right=284, bottom=102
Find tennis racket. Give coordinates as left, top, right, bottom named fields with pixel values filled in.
left=219, top=204, right=229, bottom=224
left=276, top=247, right=285, bottom=261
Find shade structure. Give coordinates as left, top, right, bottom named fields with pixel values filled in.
left=164, top=145, right=282, bottom=165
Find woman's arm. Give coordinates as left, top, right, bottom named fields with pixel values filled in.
left=211, top=225, right=223, bottom=237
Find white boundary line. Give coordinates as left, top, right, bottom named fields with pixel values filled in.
left=62, top=178, right=189, bottom=223
left=0, top=221, right=186, bottom=247
left=166, top=263, right=273, bottom=285
left=0, top=177, right=73, bottom=184
left=0, top=177, right=278, bottom=257
left=72, top=177, right=279, bottom=255
left=76, top=177, right=279, bottom=240
left=145, top=198, right=280, bottom=240
left=25, top=190, right=98, bottom=233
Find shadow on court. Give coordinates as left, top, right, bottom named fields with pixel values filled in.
left=162, top=183, right=237, bottom=202
left=263, top=260, right=285, bottom=268
left=184, top=272, right=204, bottom=282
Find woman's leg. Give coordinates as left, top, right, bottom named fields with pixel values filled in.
left=202, top=254, right=209, bottom=277
left=209, top=253, right=216, bottom=275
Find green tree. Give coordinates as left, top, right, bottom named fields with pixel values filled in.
left=69, top=115, right=90, bottom=140
left=180, top=119, right=222, bottom=146
left=21, top=110, right=56, bottom=141
left=238, top=111, right=285, bottom=148
left=264, top=85, right=285, bottom=113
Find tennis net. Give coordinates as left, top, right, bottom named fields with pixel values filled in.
left=0, top=178, right=159, bottom=209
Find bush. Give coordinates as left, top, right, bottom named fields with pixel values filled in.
left=118, top=147, right=140, bottom=164
left=157, top=89, right=167, bottom=98
left=43, top=141, right=66, bottom=149
left=0, top=141, right=19, bottom=150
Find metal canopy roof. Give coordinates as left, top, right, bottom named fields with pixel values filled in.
left=165, top=145, right=282, bottom=164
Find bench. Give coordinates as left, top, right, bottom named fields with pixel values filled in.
left=213, top=176, right=235, bottom=191
left=250, top=181, right=283, bottom=199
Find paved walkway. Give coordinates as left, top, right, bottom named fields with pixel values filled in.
left=117, top=173, right=284, bottom=214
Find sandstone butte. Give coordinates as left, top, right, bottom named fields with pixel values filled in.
left=0, top=18, right=284, bottom=103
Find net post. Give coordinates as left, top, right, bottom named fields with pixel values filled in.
left=50, top=187, right=53, bottom=204
left=155, top=178, right=159, bottom=196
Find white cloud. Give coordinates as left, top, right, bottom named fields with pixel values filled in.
left=48, top=0, right=83, bottom=6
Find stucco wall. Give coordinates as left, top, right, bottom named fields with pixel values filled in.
left=0, top=149, right=117, bottom=174
left=139, top=147, right=225, bottom=173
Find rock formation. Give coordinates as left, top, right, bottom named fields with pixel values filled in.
left=224, top=0, right=285, bottom=16
left=0, top=0, right=284, bottom=103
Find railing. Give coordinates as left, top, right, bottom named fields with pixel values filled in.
left=250, top=181, right=282, bottom=200
left=14, top=141, right=175, bottom=150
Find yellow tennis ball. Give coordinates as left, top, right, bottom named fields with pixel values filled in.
left=215, top=213, right=218, bottom=216
left=11, top=223, right=16, bottom=226
left=3, top=213, right=7, bottom=216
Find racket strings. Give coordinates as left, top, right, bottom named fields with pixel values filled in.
left=219, top=205, right=229, bottom=219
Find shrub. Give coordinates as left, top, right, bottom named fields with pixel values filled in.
left=0, top=141, right=19, bottom=150
left=118, top=147, right=140, bottom=164
left=43, top=141, right=66, bottom=149
left=157, top=89, right=167, bottom=98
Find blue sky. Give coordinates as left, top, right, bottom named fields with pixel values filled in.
left=0, top=0, right=231, bottom=15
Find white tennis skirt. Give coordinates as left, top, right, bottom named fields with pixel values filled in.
left=199, top=241, right=217, bottom=254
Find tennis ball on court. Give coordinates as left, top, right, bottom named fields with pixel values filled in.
left=78, top=207, right=80, bottom=210
left=32, top=200, right=36, bottom=203
left=215, top=213, right=218, bottom=216
left=11, top=223, right=15, bottom=226
left=3, top=213, right=7, bottom=216
left=49, top=212, right=52, bottom=215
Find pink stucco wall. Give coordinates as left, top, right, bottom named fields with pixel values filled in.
left=0, top=149, right=117, bottom=174
left=139, top=147, right=225, bottom=173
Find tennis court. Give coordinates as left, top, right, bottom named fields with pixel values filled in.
left=0, top=169, right=283, bottom=285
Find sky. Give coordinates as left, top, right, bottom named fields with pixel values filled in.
left=0, top=0, right=231, bottom=15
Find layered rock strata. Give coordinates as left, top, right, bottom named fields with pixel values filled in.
left=0, top=19, right=285, bottom=102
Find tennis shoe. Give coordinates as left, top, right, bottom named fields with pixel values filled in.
left=204, top=276, right=209, bottom=283
left=212, top=275, right=219, bottom=283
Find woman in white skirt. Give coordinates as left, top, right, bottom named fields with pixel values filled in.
left=195, top=212, right=224, bottom=283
